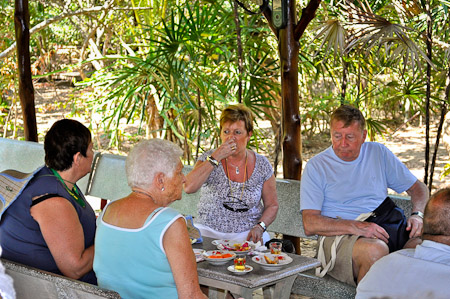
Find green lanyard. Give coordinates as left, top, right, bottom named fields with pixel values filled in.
left=50, top=168, right=86, bottom=208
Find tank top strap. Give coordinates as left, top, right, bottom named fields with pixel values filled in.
left=144, top=207, right=164, bottom=225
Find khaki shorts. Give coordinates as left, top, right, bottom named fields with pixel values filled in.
left=316, top=235, right=359, bottom=286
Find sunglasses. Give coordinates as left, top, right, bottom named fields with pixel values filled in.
left=222, top=201, right=249, bottom=213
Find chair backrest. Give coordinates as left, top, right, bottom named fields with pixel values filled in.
left=87, top=154, right=130, bottom=201
left=0, top=138, right=91, bottom=194
left=0, top=138, right=45, bottom=173
left=270, top=179, right=306, bottom=238
left=170, top=165, right=200, bottom=217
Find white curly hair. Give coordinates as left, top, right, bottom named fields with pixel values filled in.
left=126, top=139, right=183, bottom=189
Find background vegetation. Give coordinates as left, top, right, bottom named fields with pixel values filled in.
left=1, top=0, right=449, bottom=181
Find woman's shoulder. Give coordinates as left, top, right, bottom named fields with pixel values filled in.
left=254, top=151, right=270, bottom=162
left=159, top=206, right=183, bottom=217
left=253, top=151, right=272, bottom=169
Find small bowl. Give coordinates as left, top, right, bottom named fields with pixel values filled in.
left=227, top=265, right=253, bottom=275
left=203, top=250, right=236, bottom=266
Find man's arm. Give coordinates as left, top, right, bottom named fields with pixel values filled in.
left=405, top=180, right=429, bottom=238
left=302, top=210, right=389, bottom=243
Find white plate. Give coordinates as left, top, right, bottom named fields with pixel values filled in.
left=193, top=249, right=205, bottom=262
left=203, top=250, right=236, bottom=266
left=211, top=239, right=253, bottom=253
left=252, top=253, right=293, bottom=271
left=227, top=265, right=253, bottom=275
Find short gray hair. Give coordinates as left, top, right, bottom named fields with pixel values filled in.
left=126, top=139, right=183, bottom=189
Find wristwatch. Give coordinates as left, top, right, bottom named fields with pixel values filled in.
left=257, top=221, right=267, bottom=231
left=206, top=155, right=219, bottom=167
left=411, top=211, right=424, bottom=219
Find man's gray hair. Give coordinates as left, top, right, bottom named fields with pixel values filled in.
left=126, top=139, right=183, bottom=190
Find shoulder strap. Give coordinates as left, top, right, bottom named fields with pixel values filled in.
left=30, top=193, right=61, bottom=207
left=0, top=167, right=43, bottom=220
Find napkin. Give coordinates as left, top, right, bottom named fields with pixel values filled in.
left=247, top=241, right=267, bottom=255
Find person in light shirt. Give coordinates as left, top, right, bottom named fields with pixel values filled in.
left=356, top=188, right=450, bottom=298
left=300, top=104, right=428, bottom=285
left=94, top=139, right=206, bottom=299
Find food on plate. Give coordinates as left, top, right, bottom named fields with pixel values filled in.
left=220, top=241, right=251, bottom=252
left=264, top=255, right=278, bottom=264
left=207, top=251, right=234, bottom=259
left=254, top=254, right=286, bottom=264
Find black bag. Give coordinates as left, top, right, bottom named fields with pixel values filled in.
left=365, top=196, right=409, bottom=252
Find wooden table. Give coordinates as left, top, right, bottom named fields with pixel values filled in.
left=193, top=237, right=320, bottom=299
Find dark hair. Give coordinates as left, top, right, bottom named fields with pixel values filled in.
left=423, top=188, right=450, bottom=236
left=44, top=119, right=92, bottom=171
left=330, top=105, right=366, bottom=131
left=219, top=104, right=254, bottom=133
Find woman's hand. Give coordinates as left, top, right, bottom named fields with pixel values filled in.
left=184, top=139, right=237, bottom=194
left=213, top=138, right=237, bottom=161
left=246, top=225, right=264, bottom=244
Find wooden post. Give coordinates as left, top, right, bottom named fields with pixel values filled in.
left=15, top=0, right=38, bottom=142
left=262, top=0, right=321, bottom=254
left=280, top=0, right=302, bottom=180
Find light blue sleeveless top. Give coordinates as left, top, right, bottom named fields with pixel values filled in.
left=94, top=206, right=184, bottom=299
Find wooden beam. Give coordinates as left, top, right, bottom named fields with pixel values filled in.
left=15, top=0, right=38, bottom=142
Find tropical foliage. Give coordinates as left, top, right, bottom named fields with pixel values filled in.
left=1, top=0, right=449, bottom=179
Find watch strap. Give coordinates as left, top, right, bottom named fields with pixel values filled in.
left=206, top=155, right=219, bottom=167
left=257, top=221, right=267, bottom=231
left=411, top=211, right=424, bottom=219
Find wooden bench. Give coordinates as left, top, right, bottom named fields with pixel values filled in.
left=1, top=259, right=120, bottom=299
left=0, top=137, right=414, bottom=298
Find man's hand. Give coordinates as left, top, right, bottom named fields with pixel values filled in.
left=406, top=215, right=423, bottom=238
left=353, top=221, right=390, bottom=244
left=302, top=209, right=390, bottom=243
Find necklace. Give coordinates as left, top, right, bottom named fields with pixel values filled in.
left=132, top=190, right=156, bottom=204
left=225, top=153, right=248, bottom=203
left=226, top=151, right=247, bottom=174
left=50, top=168, right=85, bottom=208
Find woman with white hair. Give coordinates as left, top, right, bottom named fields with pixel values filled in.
left=94, top=139, right=206, bottom=299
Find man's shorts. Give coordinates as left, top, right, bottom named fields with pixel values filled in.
left=316, top=234, right=359, bottom=286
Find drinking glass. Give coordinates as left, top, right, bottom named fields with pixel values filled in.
left=234, top=254, right=246, bottom=271
left=270, top=241, right=282, bottom=254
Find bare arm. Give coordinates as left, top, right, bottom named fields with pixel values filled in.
left=30, top=197, right=94, bottom=279
left=302, top=209, right=389, bottom=243
left=184, top=139, right=236, bottom=194
left=246, top=175, right=279, bottom=243
left=164, top=218, right=207, bottom=299
left=405, top=180, right=429, bottom=238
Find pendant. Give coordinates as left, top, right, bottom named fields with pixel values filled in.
left=236, top=167, right=239, bottom=174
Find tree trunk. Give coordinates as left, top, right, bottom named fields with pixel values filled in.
left=280, top=0, right=302, bottom=180
left=15, top=0, right=37, bottom=142
left=423, top=0, right=432, bottom=187
left=233, top=0, right=244, bottom=103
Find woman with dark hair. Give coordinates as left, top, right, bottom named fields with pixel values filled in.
left=0, top=119, right=97, bottom=284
